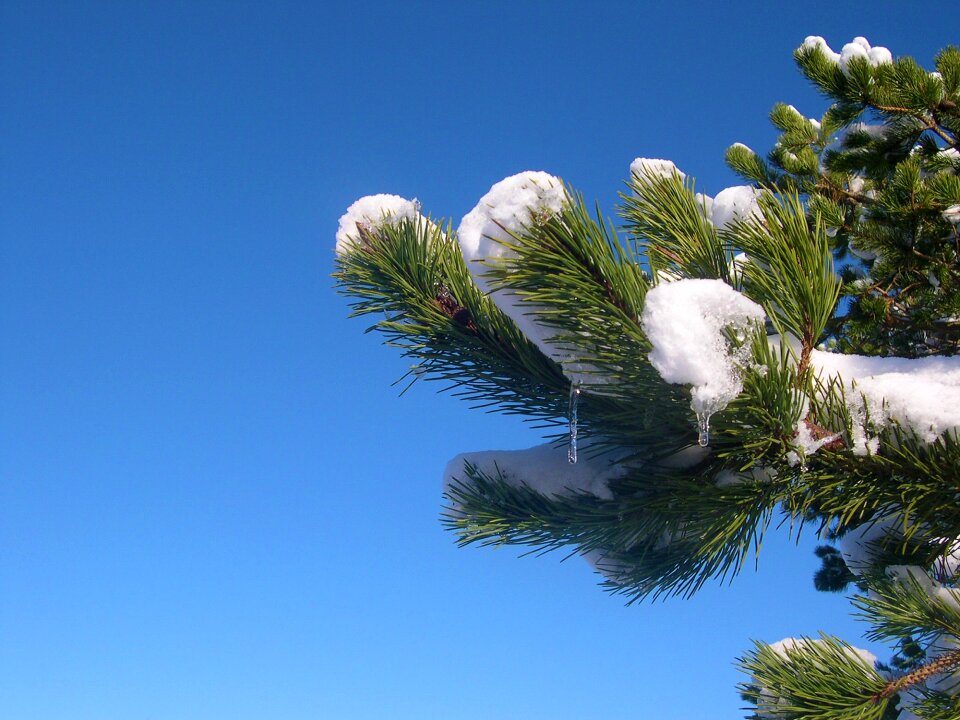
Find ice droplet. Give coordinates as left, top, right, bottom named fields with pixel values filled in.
left=568, top=382, right=581, bottom=464
left=696, top=411, right=711, bottom=447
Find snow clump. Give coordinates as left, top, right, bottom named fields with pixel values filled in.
left=850, top=122, right=887, bottom=139
left=694, top=191, right=714, bottom=221
left=335, top=194, right=423, bottom=256
left=934, top=540, right=960, bottom=581
left=885, top=565, right=960, bottom=704
left=809, top=350, right=960, bottom=453
left=457, top=171, right=566, bottom=284
left=715, top=465, right=775, bottom=487
left=629, top=157, right=686, bottom=185
left=800, top=36, right=893, bottom=72
left=642, top=279, right=765, bottom=417
left=785, top=105, right=821, bottom=131
left=711, top=186, right=764, bottom=230
left=458, top=171, right=602, bottom=384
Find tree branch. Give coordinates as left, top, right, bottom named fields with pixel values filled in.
left=873, top=648, right=960, bottom=701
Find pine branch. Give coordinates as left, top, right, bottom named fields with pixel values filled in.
left=481, top=189, right=693, bottom=447
left=726, top=191, right=840, bottom=374
left=854, top=573, right=960, bottom=647
left=334, top=216, right=569, bottom=421
left=739, top=635, right=891, bottom=720
left=444, top=435, right=794, bottom=601
left=619, top=168, right=729, bottom=283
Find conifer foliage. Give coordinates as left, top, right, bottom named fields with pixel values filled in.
left=334, top=37, right=960, bottom=719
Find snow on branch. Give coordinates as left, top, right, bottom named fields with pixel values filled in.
left=810, top=350, right=960, bottom=454
left=335, top=194, right=426, bottom=256
left=800, top=35, right=893, bottom=72
left=641, top=279, right=765, bottom=418
left=443, top=440, right=627, bottom=503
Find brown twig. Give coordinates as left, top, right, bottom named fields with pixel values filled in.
left=872, top=649, right=960, bottom=701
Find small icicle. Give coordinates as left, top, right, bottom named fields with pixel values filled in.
left=696, top=411, right=711, bottom=447
left=567, top=382, right=582, bottom=464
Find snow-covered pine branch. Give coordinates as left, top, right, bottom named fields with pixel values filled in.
left=335, top=34, right=960, bottom=720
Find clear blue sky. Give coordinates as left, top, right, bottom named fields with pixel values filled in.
left=1, top=2, right=955, bottom=719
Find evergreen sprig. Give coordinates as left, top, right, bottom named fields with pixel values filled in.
left=333, top=216, right=569, bottom=421
left=620, top=167, right=729, bottom=283
left=729, top=191, right=841, bottom=369
left=738, top=635, right=891, bottom=720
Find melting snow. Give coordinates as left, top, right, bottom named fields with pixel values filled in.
left=642, top=279, right=765, bottom=417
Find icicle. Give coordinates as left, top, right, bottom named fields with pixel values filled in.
left=567, top=382, right=582, bottom=464
left=696, top=411, right=711, bottom=447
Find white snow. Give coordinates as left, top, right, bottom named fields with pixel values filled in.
left=335, top=194, right=423, bottom=256
left=801, top=36, right=841, bottom=64
left=887, top=566, right=960, bottom=618
left=881, top=572, right=960, bottom=704
left=457, top=171, right=588, bottom=376
left=839, top=516, right=902, bottom=575
left=442, top=440, right=628, bottom=502
left=655, top=268, right=682, bottom=284
left=629, top=157, right=686, bottom=185
left=943, top=204, right=960, bottom=225
left=868, top=45, right=893, bottom=66
left=729, top=251, right=750, bottom=281
left=768, top=637, right=877, bottom=669
left=581, top=548, right=630, bottom=583
left=935, top=540, right=960, bottom=581
left=629, top=159, right=761, bottom=232
left=710, top=186, right=763, bottom=230
left=457, top=171, right=566, bottom=281
left=694, top=192, right=714, bottom=222
left=809, top=350, right=960, bottom=451
left=642, top=279, right=765, bottom=417
left=784, top=105, right=820, bottom=131
left=839, top=40, right=870, bottom=72
left=800, top=36, right=892, bottom=72
left=658, top=445, right=711, bottom=469
left=850, top=122, right=887, bottom=139
left=788, top=417, right=840, bottom=467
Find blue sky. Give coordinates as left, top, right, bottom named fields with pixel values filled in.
left=1, top=2, right=956, bottom=718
